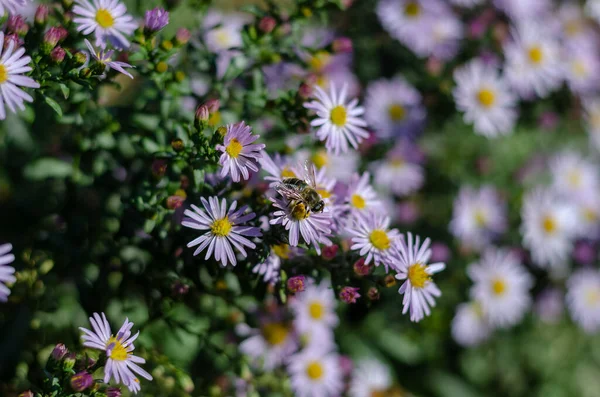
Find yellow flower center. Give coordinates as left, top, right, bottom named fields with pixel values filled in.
left=388, top=103, right=406, bottom=121
left=106, top=336, right=128, bottom=361
left=291, top=202, right=310, bottom=220
left=317, top=188, right=332, bottom=199
left=408, top=263, right=430, bottom=289
left=491, top=278, right=506, bottom=296
left=564, top=20, right=581, bottom=37
left=95, top=9, right=115, bottom=28
left=568, top=170, right=582, bottom=187
left=281, top=167, right=296, bottom=178
left=390, top=158, right=405, bottom=167
left=225, top=138, right=243, bottom=158
left=330, top=105, right=347, bottom=127
left=350, top=194, right=366, bottom=209
left=309, top=51, right=331, bottom=72
left=369, top=229, right=391, bottom=250
left=211, top=217, right=233, bottom=237
left=261, top=323, right=289, bottom=346
left=572, top=60, right=587, bottom=77
left=528, top=46, right=543, bottom=65
left=404, top=1, right=420, bottom=17
left=586, top=289, right=600, bottom=306
left=308, top=301, right=325, bottom=320
left=0, top=64, right=7, bottom=84
left=542, top=215, right=557, bottom=235
left=214, top=28, right=232, bottom=47
left=477, top=88, right=496, bottom=108
left=474, top=209, right=487, bottom=227
left=306, top=361, right=324, bottom=380
left=272, top=244, right=291, bottom=259
left=311, top=150, right=328, bottom=169
left=584, top=208, right=598, bottom=222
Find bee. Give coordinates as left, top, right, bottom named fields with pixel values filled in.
left=275, top=162, right=325, bottom=220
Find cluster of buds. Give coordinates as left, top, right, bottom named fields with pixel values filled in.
left=144, top=7, right=170, bottom=34
left=195, top=98, right=220, bottom=130
left=7, top=15, right=29, bottom=36
left=42, top=26, right=68, bottom=55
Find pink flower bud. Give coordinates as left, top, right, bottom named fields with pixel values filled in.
left=287, top=275, right=306, bottom=293
left=339, top=286, right=361, bottom=304
left=70, top=372, right=94, bottom=392
left=259, top=16, right=277, bottom=34
left=332, top=37, right=352, bottom=53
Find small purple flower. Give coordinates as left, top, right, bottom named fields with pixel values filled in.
left=71, top=371, right=94, bottom=392
left=339, top=286, right=361, bottom=304
left=216, top=122, right=265, bottom=182
left=107, top=388, right=122, bottom=397
left=51, top=46, right=66, bottom=63
left=51, top=343, right=68, bottom=360
left=85, top=39, right=134, bottom=79
left=175, top=28, right=191, bottom=45
left=287, top=275, right=306, bottom=293
left=182, top=197, right=262, bottom=267
left=144, top=7, right=169, bottom=32
left=35, top=5, right=49, bottom=25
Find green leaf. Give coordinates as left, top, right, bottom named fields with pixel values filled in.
left=44, top=96, right=63, bottom=117
left=23, top=158, right=73, bottom=180
left=58, top=83, right=70, bottom=99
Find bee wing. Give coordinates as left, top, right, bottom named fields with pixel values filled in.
left=304, top=160, right=318, bottom=188
left=275, top=183, right=305, bottom=202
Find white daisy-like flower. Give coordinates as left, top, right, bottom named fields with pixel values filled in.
left=0, top=32, right=40, bottom=120
left=521, top=187, right=578, bottom=269
left=364, top=77, right=425, bottom=139
left=550, top=151, right=599, bottom=198
left=557, top=3, right=597, bottom=46
left=182, top=197, right=261, bottom=267
left=372, top=140, right=424, bottom=197
left=216, top=121, right=266, bottom=183
left=0, top=0, right=29, bottom=17
left=348, top=212, right=401, bottom=271
left=494, top=0, right=551, bottom=22
left=583, top=97, right=600, bottom=152
left=349, top=359, right=393, bottom=397
left=300, top=326, right=337, bottom=357
left=288, top=349, right=343, bottom=397
left=304, top=83, right=369, bottom=155
left=73, top=0, right=137, bottom=49
left=567, top=268, right=600, bottom=333
left=252, top=244, right=291, bottom=284
left=394, top=232, right=446, bottom=322
left=562, top=47, right=600, bottom=95
left=237, top=320, right=297, bottom=370
left=345, top=172, right=381, bottom=219
left=453, top=59, right=518, bottom=137
left=450, top=185, right=507, bottom=251
left=79, top=313, right=152, bottom=394
left=504, top=23, right=563, bottom=99
left=290, top=279, right=338, bottom=334
left=449, top=0, right=483, bottom=8
left=468, top=248, right=533, bottom=328
left=428, top=13, right=463, bottom=61
left=202, top=10, right=248, bottom=53
left=451, top=302, right=491, bottom=347
left=573, top=192, right=600, bottom=239
left=0, top=243, right=16, bottom=303
left=305, top=148, right=359, bottom=183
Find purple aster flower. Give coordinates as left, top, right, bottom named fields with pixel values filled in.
left=0, top=0, right=29, bottom=17
left=216, top=121, right=266, bottom=183
left=0, top=243, right=16, bottom=302
left=85, top=39, right=134, bottom=79
left=144, top=7, right=169, bottom=33
left=182, top=197, right=262, bottom=267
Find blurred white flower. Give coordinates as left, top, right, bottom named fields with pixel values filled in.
left=567, top=267, right=600, bottom=333
left=451, top=302, right=491, bottom=347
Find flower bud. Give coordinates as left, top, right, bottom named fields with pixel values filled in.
left=298, top=83, right=313, bottom=99
left=63, top=353, right=76, bottom=370
left=171, top=139, right=184, bottom=151
left=7, top=15, right=29, bottom=36
left=321, top=244, right=338, bottom=260
left=353, top=257, right=371, bottom=276
left=71, top=371, right=94, bottom=392
left=258, top=16, right=276, bottom=34
left=151, top=159, right=168, bottom=178
left=166, top=195, right=185, bottom=210
left=155, top=61, right=168, bottom=73
left=175, top=28, right=191, bottom=46
left=287, top=275, right=306, bottom=293
left=62, top=0, right=74, bottom=9
left=4, top=33, right=21, bottom=49
left=172, top=281, right=189, bottom=296
left=195, top=105, right=209, bottom=123
left=73, top=51, right=88, bottom=67
left=50, top=46, right=66, bottom=63
left=339, top=286, right=361, bottom=303
left=332, top=37, right=352, bottom=53
left=19, top=391, right=34, bottom=397
left=35, top=5, right=49, bottom=25
left=44, top=26, right=68, bottom=48
left=383, top=274, right=396, bottom=288
left=204, top=98, right=220, bottom=113
left=107, top=388, right=122, bottom=397
left=144, top=7, right=169, bottom=33
left=51, top=343, right=68, bottom=361
left=367, top=287, right=380, bottom=301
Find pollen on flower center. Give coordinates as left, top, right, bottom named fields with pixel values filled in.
left=291, top=202, right=310, bottom=220
left=211, top=217, right=233, bottom=237
left=491, top=278, right=506, bottom=296
left=225, top=138, right=243, bottom=158
left=309, top=51, right=331, bottom=72
left=309, top=301, right=325, bottom=320
left=542, top=215, right=557, bottom=234
left=369, top=229, right=391, bottom=250
left=351, top=194, right=366, bottom=209
left=528, top=46, right=544, bottom=65
left=330, top=105, right=348, bottom=127
left=388, top=103, right=406, bottom=121
left=404, top=1, right=420, bottom=17
left=106, top=336, right=128, bottom=361
left=477, top=88, right=496, bottom=108
left=214, top=28, right=231, bottom=47
left=585, top=289, right=600, bottom=306
left=568, top=170, right=582, bottom=187
left=311, top=150, right=328, bottom=169
left=261, top=323, right=289, bottom=346
left=0, top=64, right=7, bottom=84
left=408, top=263, right=430, bottom=288
left=95, top=9, right=115, bottom=28
left=572, top=61, right=587, bottom=77
left=281, top=167, right=296, bottom=178
left=306, top=361, right=324, bottom=380
left=474, top=209, right=487, bottom=227
left=272, top=243, right=291, bottom=259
